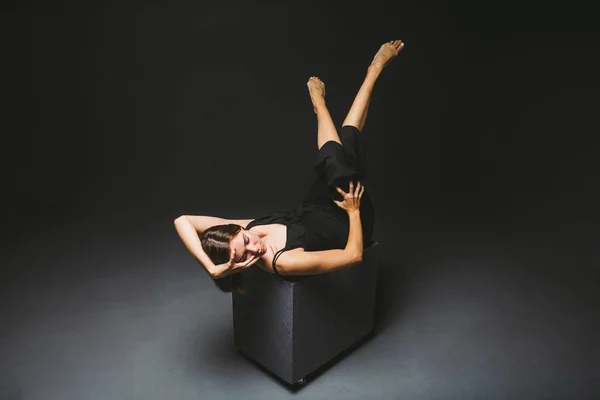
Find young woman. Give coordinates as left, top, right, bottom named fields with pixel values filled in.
left=174, top=40, right=405, bottom=293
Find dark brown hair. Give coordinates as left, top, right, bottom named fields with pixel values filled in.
left=200, top=224, right=246, bottom=294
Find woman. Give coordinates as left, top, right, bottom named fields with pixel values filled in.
left=174, top=40, right=405, bottom=293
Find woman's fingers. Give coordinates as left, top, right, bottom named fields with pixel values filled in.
left=336, top=180, right=364, bottom=199
left=354, top=181, right=361, bottom=196
left=236, top=256, right=255, bottom=268
left=233, top=254, right=259, bottom=269
left=246, top=255, right=259, bottom=267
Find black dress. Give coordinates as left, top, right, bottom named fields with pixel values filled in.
left=246, top=125, right=376, bottom=274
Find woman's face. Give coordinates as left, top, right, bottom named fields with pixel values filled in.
left=229, top=229, right=265, bottom=269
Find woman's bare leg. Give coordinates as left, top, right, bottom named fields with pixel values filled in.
left=342, top=40, right=404, bottom=132
left=307, top=76, right=341, bottom=150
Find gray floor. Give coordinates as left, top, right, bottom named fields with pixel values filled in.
left=1, top=214, right=598, bottom=400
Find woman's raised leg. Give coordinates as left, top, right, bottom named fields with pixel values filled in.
left=307, top=76, right=341, bottom=150
left=342, top=40, right=404, bottom=132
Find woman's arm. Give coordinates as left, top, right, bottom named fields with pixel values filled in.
left=276, top=209, right=363, bottom=275
left=174, top=216, right=218, bottom=275
left=177, top=215, right=253, bottom=234
left=276, top=181, right=365, bottom=275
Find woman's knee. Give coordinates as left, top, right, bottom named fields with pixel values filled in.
left=341, top=124, right=362, bottom=135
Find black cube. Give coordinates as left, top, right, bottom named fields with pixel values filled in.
left=232, top=241, right=380, bottom=385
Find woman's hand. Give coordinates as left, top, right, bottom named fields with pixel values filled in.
left=213, top=248, right=261, bottom=278
left=333, top=180, right=365, bottom=213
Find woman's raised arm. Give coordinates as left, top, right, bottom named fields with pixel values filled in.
left=174, top=216, right=218, bottom=275
left=176, top=215, right=253, bottom=234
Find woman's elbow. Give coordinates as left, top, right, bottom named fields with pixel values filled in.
left=174, top=215, right=187, bottom=226
left=354, top=249, right=363, bottom=264
left=274, top=262, right=292, bottom=276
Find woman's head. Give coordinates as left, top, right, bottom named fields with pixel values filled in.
left=200, top=224, right=241, bottom=265
left=200, top=224, right=265, bottom=293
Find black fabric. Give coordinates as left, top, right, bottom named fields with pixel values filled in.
left=246, top=125, right=375, bottom=275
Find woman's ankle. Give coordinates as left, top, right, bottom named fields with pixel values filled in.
left=312, top=98, right=328, bottom=114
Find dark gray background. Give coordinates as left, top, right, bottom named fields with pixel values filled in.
left=2, top=0, right=599, bottom=399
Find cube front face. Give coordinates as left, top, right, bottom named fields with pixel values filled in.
left=233, top=242, right=380, bottom=384
left=233, top=272, right=296, bottom=382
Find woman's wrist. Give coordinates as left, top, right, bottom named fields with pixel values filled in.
left=198, top=251, right=222, bottom=276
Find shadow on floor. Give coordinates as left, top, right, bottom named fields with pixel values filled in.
left=372, top=259, right=411, bottom=335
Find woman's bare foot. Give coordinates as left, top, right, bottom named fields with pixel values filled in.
left=370, top=40, right=404, bottom=70
left=307, top=76, right=326, bottom=113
